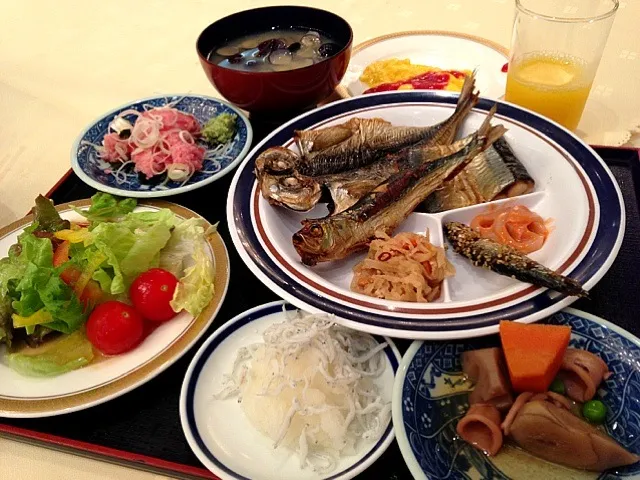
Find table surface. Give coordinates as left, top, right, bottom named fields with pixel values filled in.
left=1, top=1, right=640, bottom=479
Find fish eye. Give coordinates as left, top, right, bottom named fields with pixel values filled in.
left=282, top=177, right=299, bottom=187
left=309, top=224, right=323, bottom=237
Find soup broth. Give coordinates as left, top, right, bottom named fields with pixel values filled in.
left=208, top=28, right=339, bottom=72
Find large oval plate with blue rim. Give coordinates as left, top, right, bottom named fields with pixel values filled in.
left=392, top=308, right=640, bottom=479
left=227, top=90, right=625, bottom=340
left=72, top=94, right=252, bottom=198
left=179, top=300, right=400, bottom=480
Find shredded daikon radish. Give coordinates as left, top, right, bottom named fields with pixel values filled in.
left=214, top=309, right=391, bottom=473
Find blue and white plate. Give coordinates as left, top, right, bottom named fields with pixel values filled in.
left=393, top=308, right=640, bottom=480
left=72, top=95, right=252, bottom=198
left=226, top=90, right=625, bottom=340
left=180, top=301, right=400, bottom=480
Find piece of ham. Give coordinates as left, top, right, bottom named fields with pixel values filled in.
left=456, top=404, right=503, bottom=456
left=508, top=400, right=638, bottom=471
left=462, top=348, right=514, bottom=412
left=557, top=348, right=611, bottom=403
left=501, top=391, right=571, bottom=435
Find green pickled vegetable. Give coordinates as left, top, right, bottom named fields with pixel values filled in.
left=202, top=113, right=237, bottom=145
left=582, top=399, right=607, bottom=424
left=549, top=378, right=565, bottom=395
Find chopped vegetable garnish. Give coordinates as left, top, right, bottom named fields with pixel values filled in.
left=500, top=321, right=572, bottom=392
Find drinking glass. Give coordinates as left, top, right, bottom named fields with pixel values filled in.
left=504, top=0, right=618, bottom=130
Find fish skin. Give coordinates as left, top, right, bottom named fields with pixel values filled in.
left=321, top=105, right=499, bottom=214
left=292, top=124, right=505, bottom=266
left=293, top=71, right=480, bottom=177
left=423, top=137, right=535, bottom=213
left=443, top=221, right=587, bottom=297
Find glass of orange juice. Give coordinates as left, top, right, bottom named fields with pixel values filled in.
left=504, top=0, right=618, bottom=130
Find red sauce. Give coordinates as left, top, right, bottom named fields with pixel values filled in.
left=364, top=70, right=467, bottom=94
left=501, top=62, right=509, bottom=73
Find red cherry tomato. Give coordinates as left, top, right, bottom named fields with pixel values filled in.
left=86, top=301, right=144, bottom=355
left=129, top=268, right=179, bottom=322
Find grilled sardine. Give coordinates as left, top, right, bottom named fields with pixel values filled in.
left=293, top=123, right=506, bottom=266
left=444, top=221, right=587, bottom=297
left=293, top=71, right=480, bottom=177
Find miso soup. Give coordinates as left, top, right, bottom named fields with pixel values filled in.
left=208, top=28, right=341, bottom=72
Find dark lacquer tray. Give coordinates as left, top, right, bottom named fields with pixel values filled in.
left=0, top=144, right=638, bottom=480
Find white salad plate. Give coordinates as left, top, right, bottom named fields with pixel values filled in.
left=71, top=94, right=252, bottom=198
left=180, top=300, right=401, bottom=480
left=0, top=199, right=230, bottom=418
left=336, top=31, right=508, bottom=99
left=227, top=91, right=625, bottom=340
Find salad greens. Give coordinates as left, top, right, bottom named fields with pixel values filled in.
left=160, top=218, right=217, bottom=317
left=0, top=193, right=216, bottom=377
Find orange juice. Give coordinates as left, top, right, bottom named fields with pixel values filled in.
left=505, top=53, right=593, bottom=130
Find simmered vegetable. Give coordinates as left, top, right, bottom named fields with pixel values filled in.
left=583, top=399, right=607, bottom=424
left=500, top=321, right=572, bottom=392
left=549, top=378, right=566, bottom=395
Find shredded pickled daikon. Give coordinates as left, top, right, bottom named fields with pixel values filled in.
left=351, top=230, right=455, bottom=302
left=214, top=309, right=391, bottom=473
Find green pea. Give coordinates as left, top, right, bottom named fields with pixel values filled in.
left=582, top=400, right=607, bottom=424
left=549, top=378, right=565, bottom=395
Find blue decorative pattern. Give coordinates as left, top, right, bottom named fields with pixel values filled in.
left=229, top=90, right=624, bottom=333
left=73, top=95, right=251, bottom=197
left=400, top=311, right=640, bottom=479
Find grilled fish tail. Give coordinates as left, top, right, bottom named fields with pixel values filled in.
left=444, top=221, right=588, bottom=297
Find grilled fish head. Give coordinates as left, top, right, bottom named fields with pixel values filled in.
left=293, top=220, right=330, bottom=266
left=254, top=147, right=299, bottom=176
left=258, top=173, right=322, bottom=212
left=254, top=146, right=321, bottom=211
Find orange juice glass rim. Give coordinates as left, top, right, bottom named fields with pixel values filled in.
left=515, top=0, right=619, bottom=24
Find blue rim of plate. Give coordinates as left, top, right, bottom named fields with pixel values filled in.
left=180, top=300, right=400, bottom=480
left=392, top=307, right=640, bottom=480
left=227, top=90, right=625, bottom=338
left=71, top=94, right=252, bottom=198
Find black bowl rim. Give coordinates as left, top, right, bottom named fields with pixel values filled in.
left=195, top=5, right=354, bottom=76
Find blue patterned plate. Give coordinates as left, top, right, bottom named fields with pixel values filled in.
left=72, top=95, right=252, bottom=198
left=392, top=308, right=640, bottom=479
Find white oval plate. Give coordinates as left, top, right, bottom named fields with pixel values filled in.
left=336, top=31, right=508, bottom=99
left=180, top=301, right=400, bottom=480
left=227, top=92, right=624, bottom=340
left=0, top=199, right=230, bottom=417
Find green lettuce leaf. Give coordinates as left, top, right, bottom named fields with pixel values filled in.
left=5, top=330, right=94, bottom=377
left=40, top=276, right=86, bottom=333
left=73, top=192, right=137, bottom=225
left=32, top=195, right=70, bottom=233
left=161, top=219, right=216, bottom=317
left=88, top=208, right=176, bottom=294
left=0, top=295, right=12, bottom=347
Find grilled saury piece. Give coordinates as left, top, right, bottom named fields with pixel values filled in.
left=443, top=221, right=587, bottom=297
left=423, top=137, right=535, bottom=212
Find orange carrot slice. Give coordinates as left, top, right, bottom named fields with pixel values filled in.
left=499, top=321, right=571, bottom=393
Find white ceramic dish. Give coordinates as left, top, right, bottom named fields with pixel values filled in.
left=0, top=199, right=230, bottom=417
left=180, top=301, right=400, bottom=480
left=227, top=91, right=624, bottom=340
left=337, top=31, right=508, bottom=99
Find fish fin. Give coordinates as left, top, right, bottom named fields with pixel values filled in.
left=454, top=70, right=480, bottom=116
left=483, top=123, right=508, bottom=151
left=476, top=104, right=499, bottom=139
